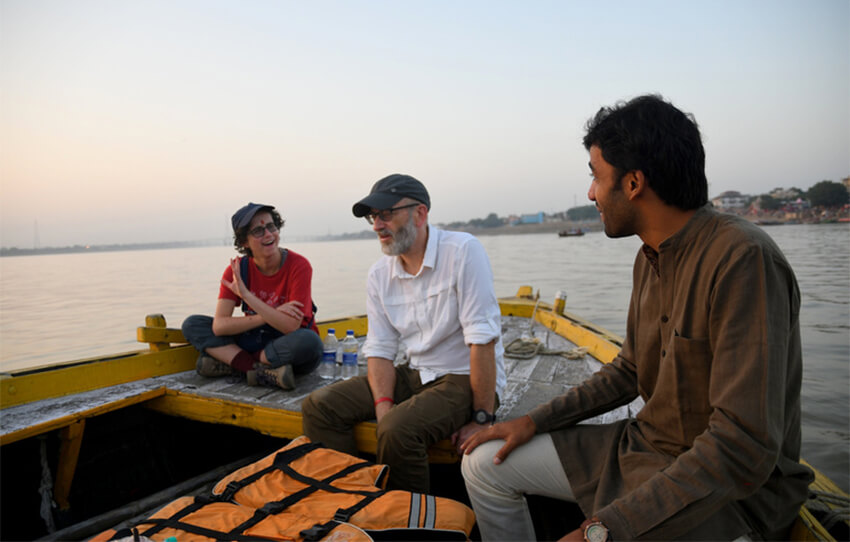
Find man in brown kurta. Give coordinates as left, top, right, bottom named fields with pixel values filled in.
left=461, top=95, right=813, bottom=541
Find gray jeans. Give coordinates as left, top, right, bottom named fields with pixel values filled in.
left=181, top=314, right=322, bottom=374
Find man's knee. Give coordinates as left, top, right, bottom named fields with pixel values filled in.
left=376, top=410, right=426, bottom=457
left=302, top=387, right=330, bottom=423
left=461, top=440, right=503, bottom=487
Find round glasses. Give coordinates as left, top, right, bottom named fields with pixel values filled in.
left=248, top=222, right=280, bottom=238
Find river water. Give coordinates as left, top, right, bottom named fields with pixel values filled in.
left=1, top=223, right=847, bottom=491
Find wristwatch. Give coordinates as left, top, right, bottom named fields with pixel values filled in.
left=584, top=521, right=611, bottom=542
left=473, top=409, right=496, bottom=425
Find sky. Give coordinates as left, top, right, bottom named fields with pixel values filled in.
left=1, top=0, right=848, bottom=248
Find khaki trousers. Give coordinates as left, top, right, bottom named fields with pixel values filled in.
left=462, top=435, right=756, bottom=541
left=301, top=365, right=474, bottom=493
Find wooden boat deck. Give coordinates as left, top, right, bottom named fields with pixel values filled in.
left=2, top=293, right=846, bottom=541
left=1, top=316, right=639, bottom=453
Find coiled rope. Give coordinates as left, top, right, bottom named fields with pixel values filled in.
left=808, top=490, right=850, bottom=531
left=504, top=337, right=588, bottom=360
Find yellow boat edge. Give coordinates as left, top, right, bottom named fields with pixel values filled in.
left=0, top=285, right=845, bottom=540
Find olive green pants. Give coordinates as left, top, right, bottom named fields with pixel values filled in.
left=301, top=365, right=473, bottom=493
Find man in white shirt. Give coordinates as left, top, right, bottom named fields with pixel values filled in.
left=302, top=174, right=505, bottom=492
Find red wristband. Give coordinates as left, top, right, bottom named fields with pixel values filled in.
left=374, top=396, right=394, bottom=407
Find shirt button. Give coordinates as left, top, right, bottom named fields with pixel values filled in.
left=661, top=315, right=669, bottom=323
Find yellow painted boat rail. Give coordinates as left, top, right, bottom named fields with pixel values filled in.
left=499, top=285, right=623, bottom=364
left=143, top=389, right=458, bottom=464
left=2, top=286, right=844, bottom=540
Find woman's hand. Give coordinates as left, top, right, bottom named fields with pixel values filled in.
left=221, top=257, right=246, bottom=298
left=276, top=300, right=305, bottom=323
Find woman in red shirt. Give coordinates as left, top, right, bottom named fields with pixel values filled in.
left=182, top=203, right=322, bottom=389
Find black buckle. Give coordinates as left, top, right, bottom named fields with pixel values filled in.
left=220, top=481, right=243, bottom=501
left=301, top=522, right=335, bottom=541
left=259, top=501, right=287, bottom=516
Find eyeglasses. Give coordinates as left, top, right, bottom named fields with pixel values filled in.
left=364, top=203, right=420, bottom=225
left=248, top=222, right=280, bottom=238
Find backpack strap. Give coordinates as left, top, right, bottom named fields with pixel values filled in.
left=239, top=250, right=318, bottom=328
left=239, top=255, right=251, bottom=314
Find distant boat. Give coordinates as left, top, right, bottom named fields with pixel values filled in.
left=558, top=229, right=585, bottom=237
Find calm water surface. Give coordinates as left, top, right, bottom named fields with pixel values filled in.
left=1, top=223, right=847, bottom=490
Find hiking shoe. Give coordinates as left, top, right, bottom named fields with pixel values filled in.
left=196, top=355, right=235, bottom=377
left=252, top=364, right=296, bottom=390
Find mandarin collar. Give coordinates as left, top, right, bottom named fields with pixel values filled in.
left=640, top=203, right=716, bottom=270
left=658, top=203, right=715, bottom=252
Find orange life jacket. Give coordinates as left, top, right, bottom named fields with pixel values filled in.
left=92, top=436, right=474, bottom=541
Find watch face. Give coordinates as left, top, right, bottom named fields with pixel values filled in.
left=585, top=524, right=609, bottom=542
left=474, top=410, right=492, bottom=424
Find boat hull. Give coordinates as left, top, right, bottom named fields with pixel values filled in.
left=1, top=288, right=846, bottom=541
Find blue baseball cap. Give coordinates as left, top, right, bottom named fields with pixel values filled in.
left=232, top=202, right=275, bottom=231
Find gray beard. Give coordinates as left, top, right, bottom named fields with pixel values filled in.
left=381, top=215, right=417, bottom=256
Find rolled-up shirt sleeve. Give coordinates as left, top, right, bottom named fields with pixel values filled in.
left=456, top=238, right=502, bottom=346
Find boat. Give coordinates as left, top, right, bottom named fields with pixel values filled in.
left=558, top=229, right=585, bottom=237
left=1, top=287, right=847, bottom=541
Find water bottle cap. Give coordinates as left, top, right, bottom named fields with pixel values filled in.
left=347, top=330, right=354, bottom=335
left=328, top=328, right=335, bottom=334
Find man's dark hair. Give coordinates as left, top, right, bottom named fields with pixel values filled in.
left=234, top=208, right=284, bottom=257
left=583, top=94, right=708, bottom=210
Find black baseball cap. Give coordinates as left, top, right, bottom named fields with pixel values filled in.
left=232, top=202, right=274, bottom=231
left=352, top=174, right=431, bottom=217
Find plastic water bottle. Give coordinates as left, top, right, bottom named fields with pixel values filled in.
left=340, top=330, right=359, bottom=379
left=318, top=329, right=338, bottom=379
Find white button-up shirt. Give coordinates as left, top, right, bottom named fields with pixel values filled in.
left=362, top=227, right=505, bottom=396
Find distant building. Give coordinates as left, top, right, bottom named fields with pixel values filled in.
left=843, top=177, right=850, bottom=194
left=711, top=191, right=748, bottom=209
left=769, top=187, right=801, bottom=201
left=511, top=212, right=545, bottom=225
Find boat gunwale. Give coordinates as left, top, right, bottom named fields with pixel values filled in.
left=1, top=287, right=846, bottom=541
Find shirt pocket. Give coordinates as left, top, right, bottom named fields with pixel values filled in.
left=383, top=293, right=416, bottom=335
left=669, top=334, right=713, bottom=416
left=423, top=283, right=458, bottom=331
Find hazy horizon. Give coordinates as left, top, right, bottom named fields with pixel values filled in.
left=2, top=0, right=848, bottom=249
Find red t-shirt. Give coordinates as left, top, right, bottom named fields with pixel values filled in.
left=219, top=249, right=318, bottom=332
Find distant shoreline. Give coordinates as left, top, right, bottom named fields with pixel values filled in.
left=0, top=220, right=603, bottom=257
left=0, top=240, right=228, bottom=257
left=3, top=216, right=846, bottom=257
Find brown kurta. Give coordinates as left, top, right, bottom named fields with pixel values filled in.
left=528, top=205, right=813, bottom=540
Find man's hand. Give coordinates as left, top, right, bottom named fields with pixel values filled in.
left=459, top=415, right=536, bottom=464
left=450, top=421, right=488, bottom=453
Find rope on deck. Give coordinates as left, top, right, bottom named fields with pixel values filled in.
left=504, top=337, right=588, bottom=360
left=808, top=490, right=850, bottom=531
